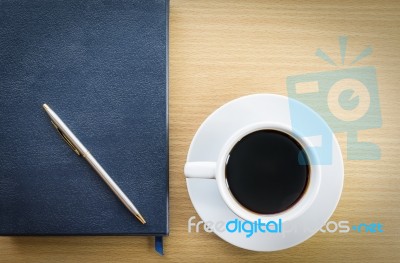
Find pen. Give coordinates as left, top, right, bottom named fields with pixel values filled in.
left=42, top=103, right=146, bottom=224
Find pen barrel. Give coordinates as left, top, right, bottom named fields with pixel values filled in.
left=84, top=153, right=141, bottom=216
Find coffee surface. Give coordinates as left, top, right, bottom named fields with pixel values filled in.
left=226, top=130, right=309, bottom=214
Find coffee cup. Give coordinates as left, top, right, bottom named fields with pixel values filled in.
left=184, top=121, right=321, bottom=223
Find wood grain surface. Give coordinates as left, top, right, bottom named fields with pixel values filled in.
left=1, top=0, right=399, bottom=262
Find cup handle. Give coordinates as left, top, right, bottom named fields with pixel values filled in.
left=184, top=162, right=216, bottom=179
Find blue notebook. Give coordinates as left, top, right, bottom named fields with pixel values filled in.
left=0, top=0, right=168, bottom=253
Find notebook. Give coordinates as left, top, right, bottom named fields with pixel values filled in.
left=0, top=0, right=168, bottom=253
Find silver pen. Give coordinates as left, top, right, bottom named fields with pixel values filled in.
left=42, top=104, right=146, bottom=224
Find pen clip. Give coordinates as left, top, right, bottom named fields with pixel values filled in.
left=51, top=121, right=81, bottom=156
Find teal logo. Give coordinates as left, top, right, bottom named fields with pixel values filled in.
left=287, top=36, right=381, bottom=163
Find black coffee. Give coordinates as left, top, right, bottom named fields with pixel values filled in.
left=225, top=130, right=309, bottom=214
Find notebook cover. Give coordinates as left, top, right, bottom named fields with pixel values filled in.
left=0, top=0, right=168, bottom=236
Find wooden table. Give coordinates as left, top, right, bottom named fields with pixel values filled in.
left=1, top=0, right=399, bottom=262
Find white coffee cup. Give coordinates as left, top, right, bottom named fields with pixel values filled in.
left=184, top=121, right=321, bottom=223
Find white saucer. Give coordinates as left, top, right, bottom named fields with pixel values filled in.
left=185, top=94, right=344, bottom=251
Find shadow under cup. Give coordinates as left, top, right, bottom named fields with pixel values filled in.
left=225, top=129, right=310, bottom=215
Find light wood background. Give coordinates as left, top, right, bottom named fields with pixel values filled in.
left=1, top=0, right=399, bottom=262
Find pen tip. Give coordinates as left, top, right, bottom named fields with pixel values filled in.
left=136, top=213, right=146, bottom=224
left=43, top=104, right=49, bottom=110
